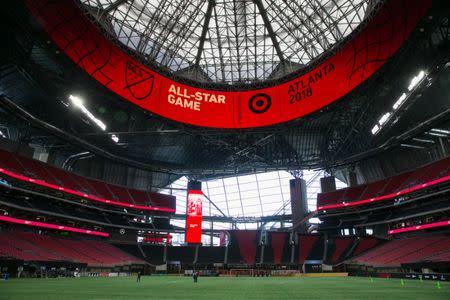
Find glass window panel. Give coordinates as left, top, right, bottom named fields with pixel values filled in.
left=161, top=171, right=347, bottom=226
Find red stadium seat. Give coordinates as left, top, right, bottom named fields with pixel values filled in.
left=0, top=231, right=144, bottom=266
left=0, top=148, right=175, bottom=211
left=317, top=156, right=450, bottom=207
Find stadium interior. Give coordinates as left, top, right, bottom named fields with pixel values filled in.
left=0, top=0, right=450, bottom=299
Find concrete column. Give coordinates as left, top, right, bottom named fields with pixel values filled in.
left=348, top=170, right=358, bottom=187
left=290, top=178, right=308, bottom=232
left=320, top=176, right=336, bottom=193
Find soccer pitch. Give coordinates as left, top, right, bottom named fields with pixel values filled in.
left=1, top=276, right=449, bottom=300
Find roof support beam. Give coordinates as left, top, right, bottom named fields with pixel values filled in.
left=104, top=0, right=129, bottom=14
left=253, top=0, right=284, bottom=62
left=203, top=191, right=228, bottom=218
left=195, top=0, right=216, bottom=67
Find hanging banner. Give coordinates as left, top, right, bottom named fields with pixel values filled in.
left=26, top=0, right=431, bottom=128
left=185, top=190, right=203, bottom=244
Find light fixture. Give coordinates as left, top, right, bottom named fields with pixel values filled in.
left=408, top=70, right=426, bottom=91
left=69, top=95, right=83, bottom=107
left=111, top=134, right=119, bottom=143
left=372, top=69, right=429, bottom=136
left=430, top=128, right=450, bottom=135
left=378, top=112, right=391, bottom=126
left=69, top=95, right=106, bottom=131
left=0, top=130, right=5, bottom=138
left=392, top=93, right=407, bottom=110
left=427, top=132, right=447, bottom=137
left=412, top=138, right=434, bottom=143
left=371, top=124, right=380, bottom=135
left=400, top=143, right=425, bottom=149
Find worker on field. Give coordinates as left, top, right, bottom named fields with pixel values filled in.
left=17, top=266, right=23, bottom=278
left=137, top=272, right=141, bottom=283
left=193, top=271, right=199, bottom=283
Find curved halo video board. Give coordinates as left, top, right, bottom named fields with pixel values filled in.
left=27, top=0, right=430, bottom=128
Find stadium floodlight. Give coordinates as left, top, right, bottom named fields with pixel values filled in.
left=365, top=228, right=373, bottom=235
left=400, top=143, right=425, bottom=149
left=392, top=93, right=407, bottom=110
left=111, top=134, right=119, bottom=143
left=0, top=130, right=5, bottom=138
left=308, top=217, right=322, bottom=224
left=427, top=132, right=447, bottom=137
left=69, top=95, right=83, bottom=108
left=69, top=95, right=106, bottom=131
left=378, top=112, right=391, bottom=126
left=430, top=128, right=450, bottom=135
left=412, top=138, right=434, bottom=143
left=408, top=70, right=426, bottom=91
left=371, top=124, right=380, bottom=135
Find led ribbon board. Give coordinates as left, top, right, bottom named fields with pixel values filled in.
left=388, top=220, right=450, bottom=235
left=317, top=174, right=450, bottom=211
left=26, top=0, right=430, bottom=128
left=0, top=215, right=109, bottom=237
left=185, top=190, right=203, bottom=244
left=0, top=167, right=175, bottom=213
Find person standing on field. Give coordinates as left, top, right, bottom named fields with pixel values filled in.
left=193, top=271, right=199, bottom=283
left=17, top=266, right=23, bottom=278
left=137, top=272, right=141, bottom=283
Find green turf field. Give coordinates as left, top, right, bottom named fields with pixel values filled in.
left=0, top=276, right=449, bottom=300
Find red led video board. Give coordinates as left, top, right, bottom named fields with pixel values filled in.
left=388, top=220, right=450, bottom=235
left=0, top=215, right=109, bottom=237
left=0, top=167, right=175, bottom=213
left=26, top=0, right=430, bottom=128
left=185, top=190, right=203, bottom=244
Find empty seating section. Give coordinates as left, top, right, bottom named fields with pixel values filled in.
left=352, top=239, right=417, bottom=265
left=112, top=243, right=145, bottom=260
left=317, top=156, right=450, bottom=207
left=317, top=190, right=345, bottom=206
left=128, top=189, right=151, bottom=206
left=149, top=193, right=176, bottom=210
left=81, top=240, right=143, bottom=265
left=331, top=238, right=353, bottom=264
left=87, top=179, right=115, bottom=199
left=382, top=171, right=414, bottom=194
left=404, top=156, right=450, bottom=186
left=66, top=174, right=97, bottom=194
left=47, top=165, right=87, bottom=191
left=427, top=249, right=450, bottom=262
left=298, top=235, right=320, bottom=264
left=359, top=180, right=387, bottom=199
left=393, top=238, right=450, bottom=264
left=0, top=240, right=42, bottom=261
left=0, top=148, right=175, bottom=210
left=0, top=231, right=144, bottom=266
left=342, top=185, right=367, bottom=202
left=14, top=156, right=55, bottom=182
left=20, top=233, right=99, bottom=265
left=352, top=237, right=381, bottom=257
left=106, top=184, right=135, bottom=204
left=351, top=237, right=450, bottom=266
left=0, top=150, right=24, bottom=172
left=0, top=233, right=59, bottom=261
